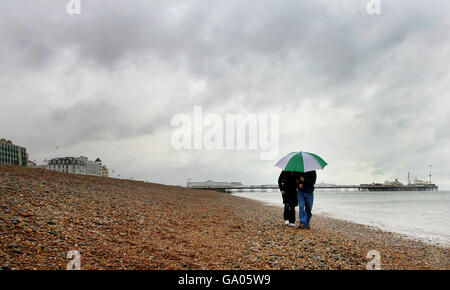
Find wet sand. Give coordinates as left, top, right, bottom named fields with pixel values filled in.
left=0, top=164, right=448, bottom=270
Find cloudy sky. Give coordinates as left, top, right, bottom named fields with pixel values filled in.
left=1, top=0, right=449, bottom=189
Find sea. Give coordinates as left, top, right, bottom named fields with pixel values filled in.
left=232, top=190, right=450, bottom=247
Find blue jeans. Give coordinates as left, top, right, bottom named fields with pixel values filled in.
left=297, top=191, right=314, bottom=226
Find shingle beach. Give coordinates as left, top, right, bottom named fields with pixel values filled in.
left=0, top=164, right=447, bottom=270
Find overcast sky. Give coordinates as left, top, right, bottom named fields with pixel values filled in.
left=1, top=0, right=449, bottom=189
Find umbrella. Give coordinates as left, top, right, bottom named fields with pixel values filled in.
left=275, top=151, right=327, bottom=172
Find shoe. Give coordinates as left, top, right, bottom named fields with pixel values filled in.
left=305, top=225, right=311, bottom=230
left=288, top=223, right=296, bottom=227
left=284, top=220, right=289, bottom=225
left=297, top=224, right=305, bottom=229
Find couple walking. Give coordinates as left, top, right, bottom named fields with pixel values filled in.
left=278, top=170, right=317, bottom=229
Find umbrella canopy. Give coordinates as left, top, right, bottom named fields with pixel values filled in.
left=275, top=151, right=327, bottom=172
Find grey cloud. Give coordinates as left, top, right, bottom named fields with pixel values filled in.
left=0, top=0, right=449, bottom=188
left=35, top=98, right=173, bottom=148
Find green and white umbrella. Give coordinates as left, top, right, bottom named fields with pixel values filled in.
left=275, top=151, right=327, bottom=172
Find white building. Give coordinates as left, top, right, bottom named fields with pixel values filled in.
left=87, top=158, right=102, bottom=176
left=189, top=179, right=243, bottom=188
left=47, top=156, right=103, bottom=176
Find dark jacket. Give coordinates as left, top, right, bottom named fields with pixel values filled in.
left=278, top=171, right=298, bottom=205
left=301, top=171, right=317, bottom=193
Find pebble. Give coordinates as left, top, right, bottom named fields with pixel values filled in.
left=0, top=164, right=448, bottom=270
left=7, top=243, right=18, bottom=248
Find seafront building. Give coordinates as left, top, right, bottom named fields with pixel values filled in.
left=47, top=156, right=104, bottom=176
left=101, top=165, right=109, bottom=177
left=96, top=158, right=109, bottom=177
left=0, top=138, right=28, bottom=167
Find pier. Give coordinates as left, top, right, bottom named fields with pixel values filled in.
left=190, top=184, right=438, bottom=193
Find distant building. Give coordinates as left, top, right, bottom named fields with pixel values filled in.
left=101, top=165, right=109, bottom=177
left=47, top=156, right=103, bottom=176
left=87, top=158, right=102, bottom=176
left=383, top=178, right=403, bottom=186
left=0, top=138, right=28, bottom=167
left=189, top=179, right=243, bottom=188
left=413, top=178, right=431, bottom=185
left=96, top=158, right=109, bottom=177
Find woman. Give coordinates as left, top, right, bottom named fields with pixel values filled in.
left=278, top=171, right=298, bottom=227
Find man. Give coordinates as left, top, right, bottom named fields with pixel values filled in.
left=278, top=171, right=298, bottom=227
left=297, top=170, right=317, bottom=229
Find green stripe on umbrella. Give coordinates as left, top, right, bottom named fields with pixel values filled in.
left=275, top=151, right=327, bottom=172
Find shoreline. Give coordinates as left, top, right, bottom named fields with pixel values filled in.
left=231, top=192, right=450, bottom=250
left=0, top=164, right=448, bottom=270
left=232, top=192, right=450, bottom=249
